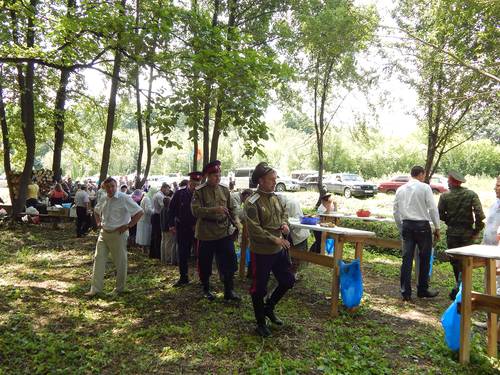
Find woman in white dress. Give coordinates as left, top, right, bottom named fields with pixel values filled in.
left=136, top=188, right=155, bottom=252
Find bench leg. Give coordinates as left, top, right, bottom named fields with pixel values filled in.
left=331, top=236, right=344, bottom=317
left=459, top=256, right=473, bottom=364
left=486, top=258, right=498, bottom=358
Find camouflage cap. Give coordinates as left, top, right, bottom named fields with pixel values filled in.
left=448, top=170, right=466, bottom=183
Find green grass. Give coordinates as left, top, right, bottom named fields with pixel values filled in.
left=0, top=223, right=499, bottom=374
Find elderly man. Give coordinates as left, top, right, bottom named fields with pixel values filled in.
left=438, top=170, right=485, bottom=300
left=394, top=166, right=440, bottom=302
left=191, top=161, right=241, bottom=301
left=245, top=162, right=295, bottom=337
left=168, top=171, right=203, bottom=287
left=86, top=177, right=143, bottom=296
left=150, top=182, right=170, bottom=259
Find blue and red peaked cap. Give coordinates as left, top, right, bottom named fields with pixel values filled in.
left=202, top=160, right=221, bottom=175
left=188, top=171, right=203, bottom=181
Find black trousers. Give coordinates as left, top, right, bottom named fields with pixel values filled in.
left=400, top=220, right=432, bottom=297
left=309, top=231, right=322, bottom=253
left=177, top=228, right=195, bottom=280
left=447, top=234, right=473, bottom=285
left=250, top=249, right=295, bottom=298
left=198, top=236, right=236, bottom=285
left=76, top=207, right=90, bottom=236
left=150, top=213, right=161, bottom=259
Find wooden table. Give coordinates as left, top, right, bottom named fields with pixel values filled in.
left=288, top=221, right=375, bottom=316
left=446, top=245, right=500, bottom=364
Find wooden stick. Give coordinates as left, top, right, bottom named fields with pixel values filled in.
left=459, top=256, right=473, bottom=364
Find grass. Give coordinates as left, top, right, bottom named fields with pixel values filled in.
left=0, top=223, right=499, bottom=374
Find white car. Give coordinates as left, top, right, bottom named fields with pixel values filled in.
left=233, top=167, right=300, bottom=192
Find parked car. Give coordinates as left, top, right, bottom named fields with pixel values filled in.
left=290, top=170, right=318, bottom=181
left=233, top=167, right=300, bottom=192
left=324, top=173, right=377, bottom=198
left=378, top=175, right=449, bottom=194
left=298, top=175, right=326, bottom=191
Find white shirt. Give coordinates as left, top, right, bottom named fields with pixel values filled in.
left=139, top=195, right=153, bottom=223
left=95, top=191, right=143, bottom=231
left=393, top=178, right=439, bottom=229
left=152, top=191, right=166, bottom=214
left=483, top=198, right=500, bottom=245
left=74, top=190, right=90, bottom=208
left=277, top=194, right=310, bottom=245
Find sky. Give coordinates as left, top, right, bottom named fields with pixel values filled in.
left=85, top=0, right=419, bottom=138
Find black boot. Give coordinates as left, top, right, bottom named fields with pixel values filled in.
left=224, top=276, right=241, bottom=302
left=202, top=282, right=215, bottom=301
left=252, top=295, right=271, bottom=337
left=264, top=300, right=283, bottom=326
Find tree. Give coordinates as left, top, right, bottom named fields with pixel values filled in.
left=291, top=0, right=378, bottom=200
left=395, top=0, right=499, bottom=182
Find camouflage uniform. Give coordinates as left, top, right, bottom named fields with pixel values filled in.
left=438, top=186, right=485, bottom=285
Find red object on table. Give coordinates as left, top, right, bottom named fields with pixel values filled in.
left=356, top=209, right=371, bottom=217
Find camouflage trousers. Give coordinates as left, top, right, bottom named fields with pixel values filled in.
left=447, top=234, right=474, bottom=285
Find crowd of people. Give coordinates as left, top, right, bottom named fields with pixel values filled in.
left=18, top=164, right=500, bottom=338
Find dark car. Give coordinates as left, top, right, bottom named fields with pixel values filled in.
left=324, top=173, right=377, bottom=198
left=378, top=175, right=449, bottom=194
left=298, top=175, right=328, bottom=191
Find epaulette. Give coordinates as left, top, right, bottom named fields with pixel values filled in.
left=219, top=183, right=229, bottom=189
left=195, top=183, right=207, bottom=190
left=248, top=193, right=260, bottom=204
left=179, top=186, right=186, bottom=190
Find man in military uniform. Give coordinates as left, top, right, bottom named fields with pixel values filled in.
left=245, top=162, right=295, bottom=337
left=438, top=170, right=485, bottom=300
left=168, top=171, right=203, bottom=287
left=191, top=160, right=241, bottom=301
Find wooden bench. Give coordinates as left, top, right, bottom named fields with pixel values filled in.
left=446, top=245, right=500, bottom=364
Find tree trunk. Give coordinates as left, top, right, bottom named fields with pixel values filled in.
left=209, top=102, right=222, bottom=162
left=139, top=64, right=154, bottom=187
left=134, top=0, right=143, bottom=188
left=0, top=66, right=15, bottom=203
left=98, top=0, right=126, bottom=183
left=192, top=129, right=198, bottom=171
left=52, top=68, right=70, bottom=182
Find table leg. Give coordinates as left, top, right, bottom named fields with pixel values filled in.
left=486, top=258, right=498, bottom=358
left=331, top=235, right=344, bottom=317
left=320, top=231, right=327, bottom=255
left=459, top=256, right=473, bottom=364
left=354, top=241, right=363, bottom=264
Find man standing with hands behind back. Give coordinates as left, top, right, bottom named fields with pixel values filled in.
left=394, top=166, right=440, bottom=302
left=439, top=170, right=485, bottom=300
left=245, top=162, right=295, bottom=337
left=86, top=177, right=143, bottom=297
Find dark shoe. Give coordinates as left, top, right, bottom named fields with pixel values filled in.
left=224, top=290, right=241, bottom=302
left=264, top=303, right=283, bottom=325
left=402, top=295, right=412, bottom=302
left=173, top=279, right=189, bottom=288
left=449, top=288, right=458, bottom=301
left=203, top=288, right=215, bottom=301
left=417, top=290, right=439, bottom=298
left=255, top=324, right=271, bottom=338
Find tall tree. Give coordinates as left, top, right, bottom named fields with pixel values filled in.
left=292, top=0, right=378, bottom=198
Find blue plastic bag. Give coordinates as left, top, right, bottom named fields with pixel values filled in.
left=339, top=259, right=363, bottom=308
left=326, top=238, right=335, bottom=255
left=236, top=247, right=251, bottom=266
left=441, top=284, right=462, bottom=352
left=429, top=247, right=435, bottom=277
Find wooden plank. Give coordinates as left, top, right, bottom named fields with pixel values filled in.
left=320, top=231, right=327, bottom=255
left=331, top=237, right=344, bottom=317
left=473, top=258, right=486, bottom=268
left=485, top=259, right=498, bottom=358
left=459, top=256, right=473, bottom=364
left=289, top=248, right=335, bottom=268
left=363, top=237, right=401, bottom=249
left=354, top=242, right=364, bottom=264
left=470, top=293, right=500, bottom=314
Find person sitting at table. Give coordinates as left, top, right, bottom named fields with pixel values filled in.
left=49, top=183, right=68, bottom=206
left=310, top=193, right=337, bottom=253
left=26, top=177, right=40, bottom=208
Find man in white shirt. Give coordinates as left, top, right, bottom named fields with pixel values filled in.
left=74, top=184, right=90, bottom=237
left=393, top=166, right=440, bottom=301
left=86, top=177, right=143, bottom=296
left=483, top=177, right=500, bottom=292
left=150, top=183, right=170, bottom=259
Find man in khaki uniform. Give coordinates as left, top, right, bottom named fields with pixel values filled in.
left=86, top=177, right=143, bottom=296
left=191, top=160, right=241, bottom=301
left=245, top=162, right=295, bottom=337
